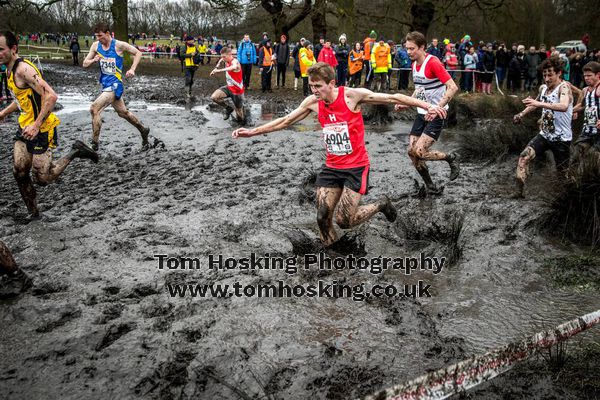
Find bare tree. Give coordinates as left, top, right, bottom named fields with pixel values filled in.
left=208, top=0, right=313, bottom=38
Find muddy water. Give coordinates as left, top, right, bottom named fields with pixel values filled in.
left=0, top=63, right=598, bottom=399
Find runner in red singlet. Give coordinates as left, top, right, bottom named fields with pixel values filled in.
left=210, top=46, right=246, bottom=123
left=232, top=62, right=447, bottom=246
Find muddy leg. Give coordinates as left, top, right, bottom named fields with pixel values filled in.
left=90, top=91, right=114, bottom=149
left=516, top=146, right=535, bottom=197
left=30, top=148, right=81, bottom=186
left=414, top=134, right=460, bottom=181
left=112, top=97, right=149, bottom=145
left=210, top=89, right=233, bottom=119
left=408, top=136, right=439, bottom=192
left=334, top=187, right=397, bottom=229
left=0, top=241, right=18, bottom=275
left=12, top=141, right=37, bottom=216
left=316, top=187, right=343, bottom=246
left=0, top=240, right=32, bottom=294
left=234, top=107, right=245, bottom=122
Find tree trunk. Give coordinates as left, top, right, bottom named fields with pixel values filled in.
left=409, top=1, right=435, bottom=34
left=311, top=0, right=327, bottom=43
left=335, top=0, right=354, bottom=37
left=111, top=0, right=129, bottom=64
left=261, top=0, right=312, bottom=40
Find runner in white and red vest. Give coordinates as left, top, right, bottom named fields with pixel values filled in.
left=398, top=31, right=460, bottom=195
left=232, top=62, right=446, bottom=246
left=210, top=46, right=246, bottom=123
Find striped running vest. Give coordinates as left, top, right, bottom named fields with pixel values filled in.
left=582, top=84, right=599, bottom=137
left=412, top=54, right=447, bottom=115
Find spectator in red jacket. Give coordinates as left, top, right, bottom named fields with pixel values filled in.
left=317, top=39, right=338, bottom=69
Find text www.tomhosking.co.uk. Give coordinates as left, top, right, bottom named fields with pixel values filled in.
left=155, top=252, right=445, bottom=301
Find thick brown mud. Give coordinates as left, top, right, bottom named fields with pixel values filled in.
left=0, top=63, right=599, bottom=399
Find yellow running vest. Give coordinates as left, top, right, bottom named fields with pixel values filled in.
left=7, top=58, right=60, bottom=132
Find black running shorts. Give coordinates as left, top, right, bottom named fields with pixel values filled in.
left=219, top=86, right=244, bottom=110
left=315, top=165, right=370, bottom=195
left=410, top=113, right=446, bottom=141
left=527, top=134, right=570, bottom=170
left=15, top=127, right=58, bottom=154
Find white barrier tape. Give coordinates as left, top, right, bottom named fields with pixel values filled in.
left=363, top=309, right=600, bottom=400
left=20, top=44, right=71, bottom=53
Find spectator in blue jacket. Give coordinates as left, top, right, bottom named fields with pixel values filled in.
left=426, top=38, right=443, bottom=61
left=238, top=34, right=257, bottom=89
left=394, top=41, right=410, bottom=90
left=463, top=46, right=477, bottom=92
left=458, top=35, right=472, bottom=90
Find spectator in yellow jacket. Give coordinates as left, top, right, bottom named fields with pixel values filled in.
left=198, top=41, right=207, bottom=65
left=371, top=37, right=391, bottom=92
left=299, top=41, right=315, bottom=96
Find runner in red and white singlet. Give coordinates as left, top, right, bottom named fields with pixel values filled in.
left=396, top=31, right=459, bottom=195
left=210, top=46, right=246, bottom=123
left=232, top=62, right=447, bottom=246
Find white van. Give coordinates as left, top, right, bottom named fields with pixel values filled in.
left=556, top=40, right=587, bottom=54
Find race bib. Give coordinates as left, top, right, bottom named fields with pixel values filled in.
left=100, top=57, right=117, bottom=75
left=323, top=122, right=353, bottom=156
left=415, top=87, right=426, bottom=102
left=541, top=110, right=556, bottom=136
left=584, top=105, right=598, bottom=127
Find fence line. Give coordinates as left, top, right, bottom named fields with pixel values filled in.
left=24, top=52, right=507, bottom=94
left=362, top=309, right=600, bottom=400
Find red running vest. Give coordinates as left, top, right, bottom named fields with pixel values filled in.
left=225, top=61, right=244, bottom=95
left=317, top=86, right=369, bottom=169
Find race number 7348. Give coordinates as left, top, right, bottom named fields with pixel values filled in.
left=100, top=57, right=117, bottom=75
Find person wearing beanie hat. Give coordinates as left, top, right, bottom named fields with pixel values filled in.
left=291, top=37, right=306, bottom=90
left=335, top=34, right=351, bottom=86
left=274, top=34, right=290, bottom=88
left=298, top=40, right=315, bottom=95
left=181, top=34, right=201, bottom=96
left=258, top=38, right=274, bottom=92
left=363, top=31, right=377, bottom=89
left=370, top=36, right=391, bottom=92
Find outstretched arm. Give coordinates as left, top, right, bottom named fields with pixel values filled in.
left=211, top=59, right=239, bottom=76
left=232, top=96, right=316, bottom=138
left=352, top=88, right=447, bottom=119
left=514, top=86, right=543, bottom=123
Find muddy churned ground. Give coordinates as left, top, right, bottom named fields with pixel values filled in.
left=0, top=62, right=599, bottom=399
